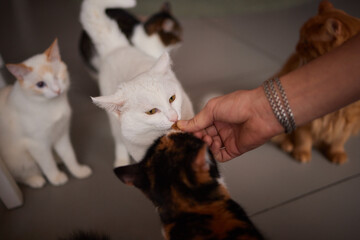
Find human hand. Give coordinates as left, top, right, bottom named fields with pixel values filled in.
left=177, top=88, right=282, bottom=162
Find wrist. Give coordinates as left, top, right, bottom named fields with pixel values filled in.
left=250, top=86, right=284, bottom=137
left=263, top=77, right=296, bottom=133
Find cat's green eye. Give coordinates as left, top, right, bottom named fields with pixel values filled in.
left=169, top=95, right=176, bottom=103
left=146, top=108, right=159, bottom=115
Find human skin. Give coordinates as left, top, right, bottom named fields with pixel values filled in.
left=178, top=33, right=360, bottom=162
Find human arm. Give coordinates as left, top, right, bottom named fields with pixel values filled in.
left=178, top=33, right=360, bottom=162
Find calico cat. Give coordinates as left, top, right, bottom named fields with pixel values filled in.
left=272, top=0, right=360, bottom=164
left=115, top=131, right=264, bottom=240
left=0, top=39, right=92, bottom=188
left=79, top=1, right=182, bottom=77
left=80, top=0, right=194, bottom=167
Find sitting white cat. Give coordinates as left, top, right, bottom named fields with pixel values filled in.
left=0, top=39, right=92, bottom=188
left=80, top=0, right=194, bottom=167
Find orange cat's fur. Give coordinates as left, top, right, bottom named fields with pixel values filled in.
left=272, top=0, right=360, bottom=164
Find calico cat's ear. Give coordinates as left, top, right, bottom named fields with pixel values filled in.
left=6, top=63, right=33, bottom=82
left=318, top=0, right=334, bottom=14
left=150, top=52, right=172, bottom=75
left=192, top=146, right=211, bottom=173
left=161, top=2, right=171, bottom=13
left=114, top=164, right=143, bottom=187
left=44, top=38, right=61, bottom=62
left=91, top=95, right=124, bottom=117
left=325, top=18, right=342, bottom=37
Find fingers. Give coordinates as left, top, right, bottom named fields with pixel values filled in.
left=209, top=137, right=223, bottom=160
left=203, top=135, right=213, bottom=146
left=193, top=127, right=219, bottom=144
left=177, top=116, right=211, bottom=132
left=178, top=104, right=215, bottom=132
left=196, top=131, right=234, bottom=162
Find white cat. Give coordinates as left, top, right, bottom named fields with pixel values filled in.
left=0, top=39, right=92, bottom=188
left=80, top=0, right=194, bottom=167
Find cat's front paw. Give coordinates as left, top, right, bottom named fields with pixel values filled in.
left=25, top=175, right=46, bottom=188
left=293, top=149, right=311, bottom=163
left=281, top=141, right=294, bottom=153
left=71, top=165, right=92, bottom=179
left=48, top=171, right=68, bottom=186
left=328, top=151, right=347, bottom=165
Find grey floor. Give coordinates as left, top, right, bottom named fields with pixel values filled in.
left=1, top=0, right=360, bottom=239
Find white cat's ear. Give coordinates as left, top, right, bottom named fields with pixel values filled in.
left=6, top=63, right=33, bottom=82
left=91, top=95, right=124, bottom=116
left=150, top=52, right=172, bottom=75
left=44, top=38, right=61, bottom=62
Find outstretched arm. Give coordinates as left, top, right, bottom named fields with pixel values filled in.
left=178, top=33, right=360, bottom=162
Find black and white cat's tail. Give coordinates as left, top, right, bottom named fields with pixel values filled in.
left=80, top=0, right=136, bottom=57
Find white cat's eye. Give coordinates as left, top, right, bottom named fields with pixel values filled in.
left=146, top=108, right=159, bottom=115
left=36, top=81, right=46, bottom=88
left=169, top=95, right=176, bottom=103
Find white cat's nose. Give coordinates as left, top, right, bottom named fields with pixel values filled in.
left=168, top=112, right=178, bottom=122
left=52, top=84, right=61, bottom=95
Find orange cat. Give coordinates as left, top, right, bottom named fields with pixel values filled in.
left=272, top=0, right=360, bottom=164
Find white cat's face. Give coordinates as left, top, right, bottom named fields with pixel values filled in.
left=93, top=52, right=183, bottom=141
left=6, top=39, right=69, bottom=99
left=121, top=74, right=183, bottom=134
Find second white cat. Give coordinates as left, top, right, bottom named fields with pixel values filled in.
left=0, top=39, right=92, bottom=188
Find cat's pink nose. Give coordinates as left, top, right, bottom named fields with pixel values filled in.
left=53, top=87, right=61, bottom=95
left=169, top=113, right=178, bottom=122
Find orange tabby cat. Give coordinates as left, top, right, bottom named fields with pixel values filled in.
left=272, top=0, right=360, bottom=164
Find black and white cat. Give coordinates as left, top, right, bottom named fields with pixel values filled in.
left=79, top=1, right=182, bottom=77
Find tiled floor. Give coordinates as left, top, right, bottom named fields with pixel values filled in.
left=1, top=0, right=360, bottom=239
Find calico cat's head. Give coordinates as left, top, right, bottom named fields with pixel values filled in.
left=114, top=132, right=223, bottom=208
left=296, top=0, right=360, bottom=62
left=6, top=39, right=69, bottom=99
left=144, top=2, right=182, bottom=47
left=92, top=52, right=184, bottom=144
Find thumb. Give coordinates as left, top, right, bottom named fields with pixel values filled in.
left=178, top=109, right=213, bottom=132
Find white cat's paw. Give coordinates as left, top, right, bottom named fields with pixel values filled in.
left=71, top=165, right=92, bottom=179
left=25, top=175, right=46, bottom=188
left=48, top=171, right=68, bottom=186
